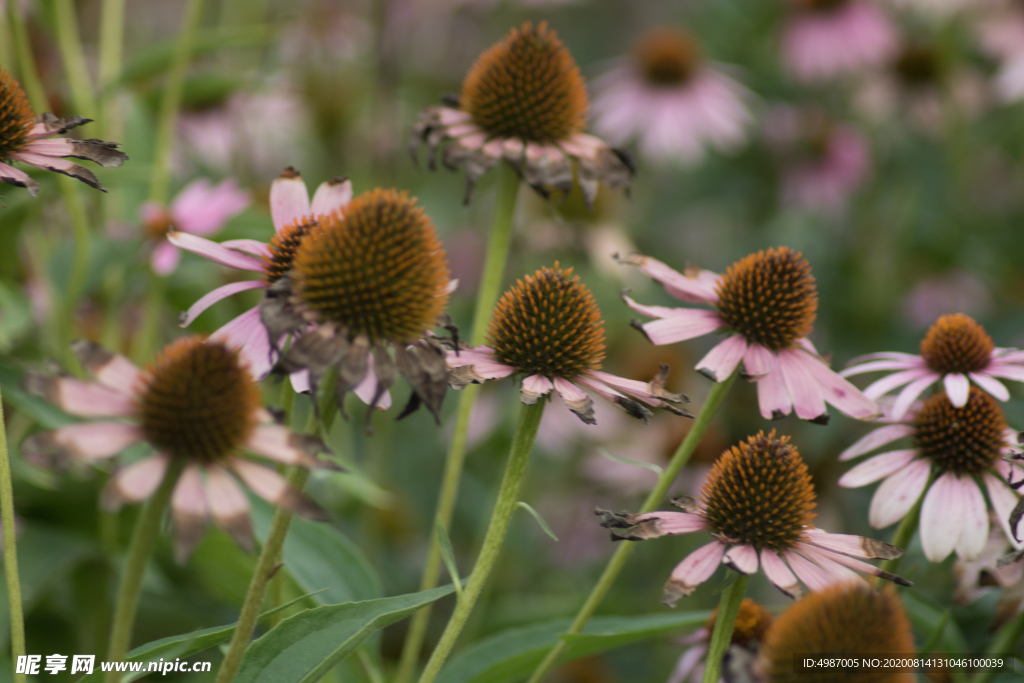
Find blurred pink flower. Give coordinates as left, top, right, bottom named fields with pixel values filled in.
left=953, top=521, right=1024, bottom=605
left=591, top=27, right=751, bottom=166
left=765, top=107, right=870, bottom=214
left=902, top=271, right=991, bottom=328
left=782, top=0, right=898, bottom=83
left=141, top=178, right=251, bottom=276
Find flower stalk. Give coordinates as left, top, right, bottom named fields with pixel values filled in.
left=701, top=572, right=751, bottom=683
left=0, top=383, right=26, bottom=683
left=396, top=162, right=520, bottom=683
left=416, top=400, right=545, bottom=683
left=527, top=371, right=738, bottom=683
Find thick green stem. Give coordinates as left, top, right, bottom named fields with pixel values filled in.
left=130, top=273, right=165, bottom=365
left=148, top=0, right=206, bottom=205
left=395, top=162, right=520, bottom=683
left=969, top=609, right=1024, bottom=683
left=105, top=459, right=185, bottom=683
left=416, top=401, right=544, bottom=683
left=701, top=573, right=750, bottom=683
left=53, top=0, right=96, bottom=117
left=0, top=384, right=26, bottom=683
left=214, top=467, right=309, bottom=683
left=527, top=372, right=738, bottom=683
left=97, top=0, right=127, bottom=140
left=878, top=468, right=935, bottom=578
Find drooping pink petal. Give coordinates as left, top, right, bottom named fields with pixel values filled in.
left=0, top=161, right=38, bottom=195
left=839, top=449, right=918, bottom=488
left=52, top=422, right=144, bottom=460
left=150, top=241, right=182, bottom=276
left=622, top=294, right=688, bottom=320
left=800, top=352, right=880, bottom=419
left=793, top=544, right=865, bottom=586
left=219, top=240, right=270, bottom=261
left=742, top=343, right=775, bottom=380
left=352, top=361, right=393, bottom=410
left=583, top=370, right=668, bottom=406
left=920, top=471, right=966, bottom=563
left=776, top=349, right=827, bottom=421
left=801, top=529, right=899, bottom=560
left=723, top=544, right=759, bottom=574
left=861, top=368, right=935, bottom=399
left=310, top=178, right=353, bottom=217
left=103, top=454, right=170, bottom=510
left=783, top=550, right=840, bottom=592
left=969, top=372, right=1010, bottom=401
left=839, top=358, right=926, bottom=376
left=641, top=309, right=724, bottom=345
left=167, top=230, right=266, bottom=272
left=668, top=541, right=726, bottom=596
left=75, top=345, right=141, bottom=390
left=983, top=363, right=1024, bottom=383
left=171, top=464, right=209, bottom=562
left=232, top=459, right=291, bottom=504
left=839, top=424, right=914, bottom=461
left=209, top=307, right=274, bottom=380
left=552, top=376, right=590, bottom=407
left=891, top=374, right=941, bottom=422
left=943, top=373, right=971, bottom=407
left=245, top=424, right=316, bottom=466
left=521, top=374, right=555, bottom=404
left=760, top=549, right=801, bottom=597
left=869, top=458, right=931, bottom=528
left=179, top=280, right=266, bottom=327
left=270, top=172, right=311, bottom=232
left=205, top=465, right=254, bottom=551
left=624, top=254, right=720, bottom=304
left=695, top=335, right=748, bottom=382
left=633, top=511, right=708, bottom=535
left=756, top=364, right=792, bottom=420
left=983, top=473, right=1023, bottom=549
left=48, top=378, right=136, bottom=417
left=955, top=480, right=989, bottom=561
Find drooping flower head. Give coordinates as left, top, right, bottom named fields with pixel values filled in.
left=141, top=178, right=251, bottom=275
left=599, top=431, right=909, bottom=606
left=838, top=388, right=1022, bottom=562
left=263, top=187, right=453, bottom=423
left=0, top=67, right=127, bottom=196
left=447, top=264, right=690, bottom=425
left=757, top=583, right=916, bottom=683
left=841, top=313, right=1024, bottom=421
left=590, top=26, right=751, bottom=166
left=781, top=0, right=898, bottom=84
left=412, top=22, right=633, bottom=206
left=25, top=338, right=333, bottom=562
left=669, top=598, right=773, bottom=683
left=622, top=247, right=879, bottom=423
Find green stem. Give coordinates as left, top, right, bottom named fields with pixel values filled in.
left=0, top=384, right=26, bottom=683
left=395, top=162, right=520, bottom=683
left=969, top=609, right=1024, bottom=683
left=878, top=468, right=935, bottom=578
left=148, top=0, right=206, bottom=205
left=701, top=573, right=750, bottom=683
left=105, top=459, right=185, bottom=683
left=97, top=0, right=127, bottom=140
left=52, top=0, right=96, bottom=117
left=416, top=400, right=544, bottom=683
left=527, top=372, right=738, bottom=683
left=214, top=467, right=309, bottom=683
left=130, top=273, right=165, bottom=365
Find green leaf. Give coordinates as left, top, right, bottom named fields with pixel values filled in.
left=435, top=519, right=463, bottom=599
left=597, top=448, right=663, bottom=477
left=516, top=502, right=558, bottom=541
left=234, top=584, right=457, bottom=683
left=75, top=592, right=320, bottom=683
left=903, top=590, right=970, bottom=655
left=437, top=610, right=712, bottom=683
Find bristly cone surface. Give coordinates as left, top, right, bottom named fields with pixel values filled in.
left=292, top=188, right=450, bottom=344
left=913, top=387, right=1007, bottom=476
left=634, top=27, right=702, bottom=86
left=700, top=431, right=817, bottom=552
left=137, top=338, right=261, bottom=463
left=488, top=263, right=606, bottom=379
left=919, top=313, right=994, bottom=375
left=263, top=217, right=318, bottom=285
left=0, top=68, right=34, bottom=160
left=461, top=21, right=588, bottom=143
left=705, top=597, right=773, bottom=646
left=714, top=247, right=818, bottom=351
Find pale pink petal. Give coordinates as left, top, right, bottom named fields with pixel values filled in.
left=49, top=379, right=136, bottom=417
left=800, top=352, right=880, bottom=419
left=984, top=473, right=1023, bottom=549
left=869, top=458, right=931, bottom=528
left=179, top=280, right=266, bottom=327
left=553, top=376, right=590, bottom=407
left=582, top=370, right=673, bottom=406
left=695, top=335, right=748, bottom=382
left=943, top=373, right=970, bottom=407
left=862, top=368, right=935, bottom=399
left=167, top=230, right=266, bottom=272
left=742, top=343, right=775, bottom=379
left=522, top=374, right=555, bottom=404
left=209, top=307, right=275, bottom=380
left=0, top=161, right=37, bottom=194
left=969, top=372, right=1010, bottom=402
left=219, top=239, right=271, bottom=258
left=150, top=241, right=182, bottom=276
left=205, top=465, right=254, bottom=550
left=983, top=363, right=1024, bottom=383
left=171, top=464, right=209, bottom=561
left=955, top=480, right=989, bottom=561
left=623, top=255, right=721, bottom=304
left=270, top=172, right=311, bottom=232
left=920, top=471, right=966, bottom=563
left=758, top=550, right=799, bottom=597
left=840, top=358, right=926, bottom=376
left=633, top=511, right=708, bottom=534
left=622, top=294, right=688, bottom=320
left=80, top=348, right=141, bottom=390
left=290, top=370, right=310, bottom=394
left=640, top=310, right=724, bottom=345
left=106, top=454, right=170, bottom=507
left=839, top=424, right=914, bottom=461
left=783, top=550, right=840, bottom=592
left=172, top=178, right=250, bottom=236
left=668, top=644, right=707, bottom=683
left=723, top=544, right=759, bottom=574
left=801, top=529, right=896, bottom=560
left=670, top=541, right=726, bottom=588
left=310, top=179, right=353, bottom=217
left=756, top=364, right=792, bottom=420
left=245, top=424, right=313, bottom=465
left=52, top=423, right=144, bottom=460
left=231, top=459, right=290, bottom=503
left=352, top=361, right=392, bottom=410
left=891, top=374, right=941, bottom=422
left=794, top=544, right=865, bottom=584
left=839, top=449, right=918, bottom=487
left=776, top=349, right=827, bottom=421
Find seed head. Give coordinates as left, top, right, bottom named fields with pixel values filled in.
left=705, top=598, right=773, bottom=646
left=263, top=217, right=318, bottom=285
left=0, top=68, right=34, bottom=160
left=760, top=584, right=915, bottom=683
left=913, top=388, right=1006, bottom=476
left=700, top=431, right=816, bottom=552
left=715, top=247, right=817, bottom=351
left=292, top=188, right=450, bottom=345
left=894, top=43, right=942, bottom=88
left=137, top=338, right=261, bottom=463
left=461, top=22, right=588, bottom=143
left=488, top=264, right=606, bottom=379
left=919, top=313, right=993, bottom=375
left=634, top=27, right=702, bottom=86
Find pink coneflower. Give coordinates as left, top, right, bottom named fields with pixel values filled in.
left=141, top=178, right=251, bottom=276
left=621, top=247, right=879, bottom=424
left=841, top=313, right=1024, bottom=421
left=764, top=107, right=870, bottom=214
left=952, top=522, right=1024, bottom=606
left=590, top=27, right=751, bottom=166
left=667, top=598, right=772, bottom=683
left=0, top=68, right=127, bottom=196
left=782, top=0, right=898, bottom=84
left=600, top=431, right=909, bottom=606
left=447, top=264, right=690, bottom=425
left=24, top=338, right=333, bottom=562
left=170, top=167, right=353, bottom=382
left=837, top=387, right=1022, bottom=562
